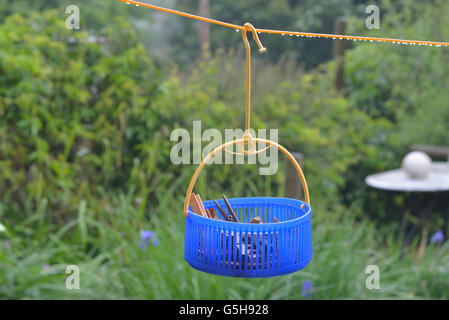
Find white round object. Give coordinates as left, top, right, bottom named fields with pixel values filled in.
left=402, top=151, right=432, bottom=179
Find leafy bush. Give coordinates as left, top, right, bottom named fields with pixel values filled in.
left=346, top=0, right=449, bottom=148
left=341, top=0, right=449, bottom=219
left=0, top=10, right=376, bottom=222
left=0, top=11, right=161, bottom=225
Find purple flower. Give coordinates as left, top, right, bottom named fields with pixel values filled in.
left=430, top=230, right=445, bottom=244
left=302, top=280, right=313, bottom=298
left=139, top=230, right=159, bottom=249
left=141, top=230, right=154, bottom=240
left=152, top=237, right=160, bottom=246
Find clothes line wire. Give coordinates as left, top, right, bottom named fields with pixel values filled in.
left=119, top=0, right=449, bottom=47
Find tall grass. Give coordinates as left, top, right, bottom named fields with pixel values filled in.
left=1, top=171, right=448, bottom=299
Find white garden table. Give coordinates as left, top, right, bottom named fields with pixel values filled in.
left=365, top=154, right=449, bottom=258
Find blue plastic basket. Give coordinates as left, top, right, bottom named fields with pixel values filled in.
left=184, top=197, right=312, bottom=278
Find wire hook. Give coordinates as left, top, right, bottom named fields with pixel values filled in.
left=242, top=22, right=267, bottom=53
left=242, top=22, right=266, bottom=134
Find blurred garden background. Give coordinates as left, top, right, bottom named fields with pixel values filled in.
left=1, top=0, right=449, bottom=299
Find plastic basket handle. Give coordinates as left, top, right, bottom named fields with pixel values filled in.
left=183, top=137, right=310, bottom=217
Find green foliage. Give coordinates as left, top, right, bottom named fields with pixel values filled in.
left=341, top=0, right=449, bottom=210
left=1, top=2, right=449, bottom=300
left=0, top=0, right=147, bottom=30
left=346, top=0, right=449, bottom=145
left=0, top=11, right=161, bottom=226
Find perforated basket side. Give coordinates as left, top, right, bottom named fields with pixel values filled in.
left=184, top=197, right=312, bottom=278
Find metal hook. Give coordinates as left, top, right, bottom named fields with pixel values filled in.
left=242, top=22, right=267, bottom=53
left=241, top=22, right=267, bottom=133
